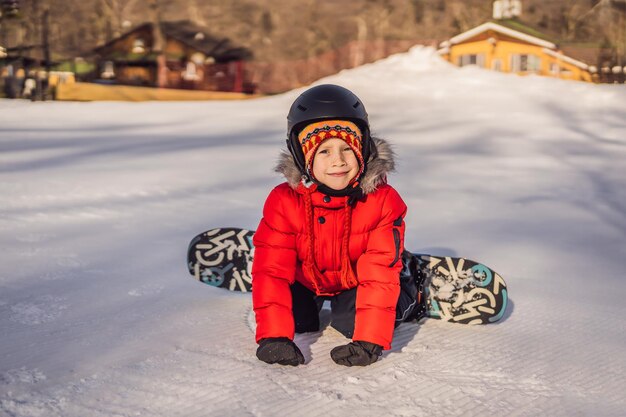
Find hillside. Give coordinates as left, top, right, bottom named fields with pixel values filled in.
left=1, top=0, right=621, bottom=64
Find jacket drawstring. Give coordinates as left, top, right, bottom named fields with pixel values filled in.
left=339, top=199, right=357, bottom=288
left=302, top=188, right=357, bottom=294
left=302, top=190, right=320, bottom=293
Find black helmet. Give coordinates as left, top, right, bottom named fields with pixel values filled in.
left=286, top=84, right=374, bottom=180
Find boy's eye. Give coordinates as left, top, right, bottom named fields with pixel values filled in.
left=318, top=149, right=329, bottom=154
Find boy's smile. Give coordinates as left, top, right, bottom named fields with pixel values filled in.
left=312, top=138, right=359, bottom=190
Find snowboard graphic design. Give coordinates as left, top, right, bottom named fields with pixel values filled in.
left=411, top=253, right=508, bottom=324
left=187, top=228, right=508, bottom=324
left=187, top=228, right=255, bottom=292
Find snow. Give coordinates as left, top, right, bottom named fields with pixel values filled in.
left=1, top=46, right=626, bottom=416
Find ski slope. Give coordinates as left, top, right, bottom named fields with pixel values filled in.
left=1, top=46, right=625, bottom=416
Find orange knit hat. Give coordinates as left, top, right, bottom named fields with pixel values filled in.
left=297, top=120, right=364, bottom=183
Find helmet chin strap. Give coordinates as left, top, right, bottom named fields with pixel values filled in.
left=315, top=182, right=364, bottom=206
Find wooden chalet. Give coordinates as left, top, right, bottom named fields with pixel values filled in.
left=93, top=21, right=254, bottom=93
left=437, top=0, right=599, bottom=83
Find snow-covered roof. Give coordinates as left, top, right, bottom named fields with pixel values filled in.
left=542, top=48, right=589, bottom=70
left=441, top=22, right=557, bottom=50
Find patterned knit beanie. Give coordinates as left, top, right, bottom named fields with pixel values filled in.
left=297, top=120, right=364, bottom=183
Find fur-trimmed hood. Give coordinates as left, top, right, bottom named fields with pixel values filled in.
left=274, top=137, right=396, bottom=195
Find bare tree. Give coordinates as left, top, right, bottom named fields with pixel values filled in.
left=448, top=0, right=491, bottom=33
left=186, top=0, right=206, bottom=27
left=350, top=0, right=395, bottom=62
left=102, top=0, right=140, bottom=37
left=557, top=0, right=600, bottom=40
left=352, top=16, right=367, bottom=67
left=573, top=0, right=626, bottom=66
left=600, top=0, right=626, bottom=66
left=2, top=0, right=621, bottom=79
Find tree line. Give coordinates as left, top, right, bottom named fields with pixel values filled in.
left=1, top=0, right=624, bottom=67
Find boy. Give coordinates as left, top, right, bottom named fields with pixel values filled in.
left=252, top=84, right=418, bottom=367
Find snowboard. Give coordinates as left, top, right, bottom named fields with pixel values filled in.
left=187, top=227, right=508, bottom=324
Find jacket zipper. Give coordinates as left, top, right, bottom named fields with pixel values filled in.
left=389, top=228, right=401, bottom=268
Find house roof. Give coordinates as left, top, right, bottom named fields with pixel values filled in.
left=442, top=21, right=557, bottom=50
left=94, top=21, right=252, bottom=62
left=560, top=44, right=606, bottom=66
left=0, top=55, right=57, bottom=67
left=492, top=19, right=559, bottom=44
left=542, top=48, right=589, bottom=70
left=160, top=20, right=252, bottom=61
left=0, top=45, right=59, bottom=67
left=495, top=19, right=605, bottom=65
left=438, top=19, right=602, bottom=67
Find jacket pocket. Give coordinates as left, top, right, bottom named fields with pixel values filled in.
left=388, top=228, right=401, bottom=268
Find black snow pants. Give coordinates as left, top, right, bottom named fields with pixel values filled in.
left=291, top=251, right=421, bottom=339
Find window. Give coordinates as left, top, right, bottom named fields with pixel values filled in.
left=550, top=63, right=560, bottom=75
left=182, top=62, right=201, bottom=81
left=190, top=53, right=205, bottom=65
left=510, top=54, right=541, bottom=72
left=101, top=61, right=115, bottom=79
left=132, top=39, right=145, bottom=54
left=458, top=54, right=485, bottom=68
left=492, top=59, right=502, bottom=71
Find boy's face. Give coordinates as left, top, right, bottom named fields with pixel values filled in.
left=312, top=138, right=359, bottom=190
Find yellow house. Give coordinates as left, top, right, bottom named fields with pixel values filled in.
left=438, top=20, right=593, bottom=83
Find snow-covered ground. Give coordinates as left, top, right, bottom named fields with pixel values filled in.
left=1, top=46, right=625, bottom=416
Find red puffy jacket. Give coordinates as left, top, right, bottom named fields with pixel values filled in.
left=252, top=138, right=406, bottom=349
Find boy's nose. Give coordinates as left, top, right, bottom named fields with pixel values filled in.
left=331, top=154, right=346, bottom=165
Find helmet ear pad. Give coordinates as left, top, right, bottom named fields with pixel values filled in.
left=286, top=132, right=308, bottom=180
left=364, top=130, right=377, bottom=166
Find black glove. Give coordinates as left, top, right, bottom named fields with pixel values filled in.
left=330, top=341, right=382, bottom=366
left=256, top=337, right=305, bottom=366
